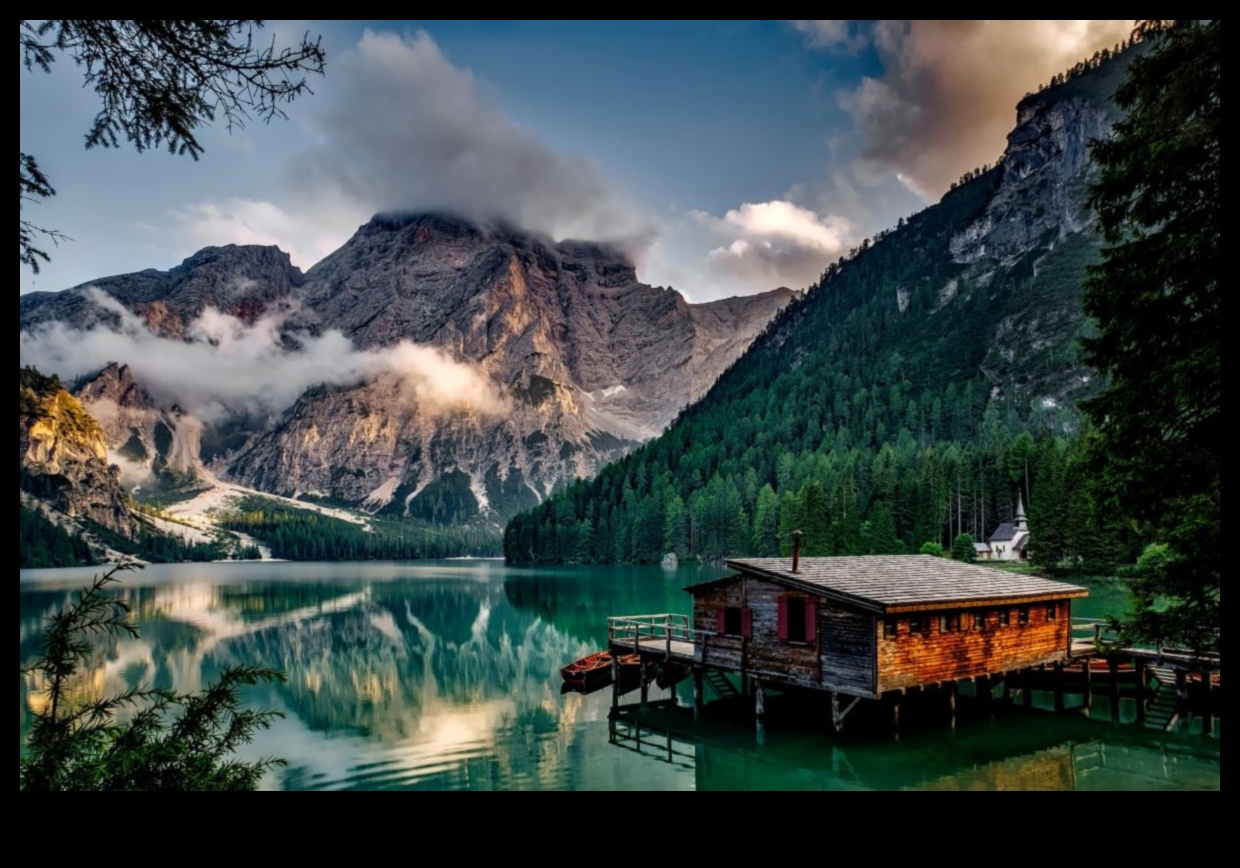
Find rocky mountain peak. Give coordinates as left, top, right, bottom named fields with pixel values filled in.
left=21, top=212, right=793, bottom=528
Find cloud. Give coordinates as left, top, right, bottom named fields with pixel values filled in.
left=843, top=20, right=1133, bottom=198
left=19, top=288, right=509, bottom=422
left=174, top=29, right=654, bottom=269
left=692, top=200, right=853, bottom=291
left=789, top=20, right=864, bottom=51
left=170, top=197, right=368, bottom=272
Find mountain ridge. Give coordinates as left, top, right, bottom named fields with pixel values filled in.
left=20, top=213, right=793, bottom=528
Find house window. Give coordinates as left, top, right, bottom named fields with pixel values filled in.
left=786, top=597, right=808, bottom=644
left=967, top=611, right=983, bottom=631
left=909, top=616, right=924, bottom=637
left=999, top=610, right=1011, bottom=628
left=1019, top=607, right=1031, bottom=627
left=884, top=619, right=898, bottom=640
left=939, top=614, right=956, bottom=634
left=1047, top=604, right=1058, bottom=622
left=716, top=607, right=752, bottom=638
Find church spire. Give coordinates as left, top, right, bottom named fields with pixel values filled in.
left=1015, top=493, right=1028, bottom=532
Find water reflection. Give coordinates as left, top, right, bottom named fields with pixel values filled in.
left=611, top=713, right=1221, bottom=792
left=18, top=564, right=1219, bottom=791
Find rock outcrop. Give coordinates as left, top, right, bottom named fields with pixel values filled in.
left=19, top=369, right=133, bottom=535
left=20, top=217, right=793, bottom=526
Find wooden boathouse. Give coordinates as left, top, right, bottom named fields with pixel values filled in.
left=608, top=552, right=1088, bottom=734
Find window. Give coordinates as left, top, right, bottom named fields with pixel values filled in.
left=909, top=616, right=924, bottom=637
left=1018, top=607, right=1031, bottom=627
left=1047, top=604, right=1058, bottom=622
left=999, top=610, right=1011, bottom=628
left=786, top=597, right=808, bottom=644
left=966, top=611, right=983, bottom=631
left=938, top=614, right=956, bottom=634
left=884, top=619, right=898, bottom=640
left=716, top=607, right=752, bottom=638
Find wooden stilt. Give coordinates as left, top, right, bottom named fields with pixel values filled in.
left=831, top=693, right=842, bottom=738
left=1023, top=670, right=1033, bottom=709
left=754, top=680, right=767, bottom=719
left=1204, top=670, right=1216, bottom=737
left=1109, top=659, right=1121, bottom=724
left=1082, top=658, right=1093, bottom=713
left=1136, top=664, right=1149, bottom=725
left=1054, top=663, right=1065, bottom=713
left=611, top=655, right=621, bottom=710
left=1176, top=669, right=1189, bottom=730
left=891, top=696, right=902, bottom=740
left=978, top=676, right=993, bottom=716
left=948, top=682, right=958, bottom=729
left=639, top=659, right=650, bottom=712
left=693, top=669, right=704, bottom=722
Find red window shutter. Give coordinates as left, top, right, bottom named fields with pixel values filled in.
left=777, top=595, right=789, bottom=642
left=742, top=607, right=753, bottom=639
left=716, top=609, right=727, bottom=635
left=805, top=600, right=818, bottom=647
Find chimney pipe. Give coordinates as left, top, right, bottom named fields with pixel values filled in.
left=792, top=530, right=804, bottom=574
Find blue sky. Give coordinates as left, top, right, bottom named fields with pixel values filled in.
left=19, top=20, right=1131, bottom=300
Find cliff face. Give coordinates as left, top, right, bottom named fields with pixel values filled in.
left=20, top=217, right=792, bottom=526
left=19, top=369, right=133, bottom=535
left=19, top=245, right=304, bottom=337
left=936, top=56, right=1140, bottom=414
left=230, top=215, right=793, bottom=521
left=75, top=363, right=204, bottom=493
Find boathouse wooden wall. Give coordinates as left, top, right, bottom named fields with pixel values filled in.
left=875, top=603, right=1073, bottom=693
left=692, top=576, right=878, bottom=698
left=693, top=576, right=1075, bottom=700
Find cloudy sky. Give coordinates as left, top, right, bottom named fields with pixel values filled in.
left=19, top=20, right=1132, bottom=301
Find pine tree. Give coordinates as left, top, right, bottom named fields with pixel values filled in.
left=1085, top=20, right=1220, bottom=654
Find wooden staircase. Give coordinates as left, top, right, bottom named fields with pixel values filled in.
left=1146, top=667, right=1181, bottom=732
left=704, top=670, right=741, bottom=701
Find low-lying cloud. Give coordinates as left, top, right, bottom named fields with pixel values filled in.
left=840, top=19, right=1133, bottom=198
left=691, top=200, right=853, bottom=291
left=174, top=29, right=655, bottom=270
left=19, top=289, right=508, bottom=422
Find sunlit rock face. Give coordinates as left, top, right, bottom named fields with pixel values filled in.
left=22, top=215, right=793, bottom=527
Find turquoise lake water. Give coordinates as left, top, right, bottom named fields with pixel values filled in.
left=19, top=561, right=1220, bottom=791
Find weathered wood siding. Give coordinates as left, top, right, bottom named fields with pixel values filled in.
left=745, top=579, right=821, bottom=689
left=693, top=581, right=744, bottom=671
left=820, top=603, right=876, bottom=696
left=692, top=577, right=877, bottom=697
left=876, top=603, right=1072, bottom=693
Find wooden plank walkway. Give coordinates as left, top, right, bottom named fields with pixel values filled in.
left=610, top=636, right=697, bottom=662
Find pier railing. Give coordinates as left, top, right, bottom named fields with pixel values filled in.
left=608, top=614, right=707, bottom=660
left=1072, top=618, right=1221, bottom=669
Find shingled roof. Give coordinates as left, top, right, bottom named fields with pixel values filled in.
left=722, top=556, right=1087, bottom=614
left=989, top=522, right=1022, bottom=543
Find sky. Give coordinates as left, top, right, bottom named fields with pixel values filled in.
left=19, top=20, right=1133, bottom=302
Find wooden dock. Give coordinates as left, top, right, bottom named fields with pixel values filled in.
left=605, top=611, right=1220, bottom=737
left=608, top=614, right=699, bottom=664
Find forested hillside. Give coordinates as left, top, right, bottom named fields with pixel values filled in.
left=506, top=50, right=1141, bottom=568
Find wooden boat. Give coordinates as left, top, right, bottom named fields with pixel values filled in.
left=561, top=651, right=615, bottom=690
left=561, top=652, right=648, bottom=693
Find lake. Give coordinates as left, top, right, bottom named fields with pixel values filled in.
left=19, top=561, right=1220, bottom=791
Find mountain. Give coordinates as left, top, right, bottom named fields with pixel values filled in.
left=20, top=215, right=793, bottom=528
left=20, top=368, right=134, bottom=537
left=505, top=50, right=1139, bottom=565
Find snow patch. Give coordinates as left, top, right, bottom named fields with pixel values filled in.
left=364, top=477, right=401, bottom=509
left=470, top=473, right=491, bottom=514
